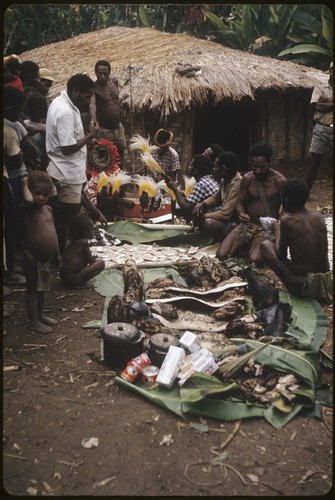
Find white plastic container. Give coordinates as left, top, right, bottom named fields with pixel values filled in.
left=177, top=348, right=218, bottom=387
left=179, top=330, right=201, bottom=353
left=156, top=345, right=185, bottom=389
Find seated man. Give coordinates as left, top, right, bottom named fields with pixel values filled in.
left=260, top=180, right=332, bottom=304
left=216, top=142, right=286, bottom=266
left=193, top=151, right=242, bottom=240
left=150, top=128, right=180, bottom=182
left=165, top=154, right=219, bottom=222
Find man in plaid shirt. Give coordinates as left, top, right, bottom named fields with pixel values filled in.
left=165, top=154, right=219, bottom=222
left=150, top=129, right=180, bottom=181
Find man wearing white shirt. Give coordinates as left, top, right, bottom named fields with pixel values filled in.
left=46, top=73, right=100, bottom=253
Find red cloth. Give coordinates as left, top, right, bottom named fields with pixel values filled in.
left=4, top=76, right=24, bottom=92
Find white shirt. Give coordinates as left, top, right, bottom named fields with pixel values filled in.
left=46, top=90, right=87, bottom=184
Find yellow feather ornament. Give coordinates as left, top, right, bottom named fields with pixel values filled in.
left=183, top=175, right=196, bottom=197
left=108, top=172, right=133, bottom=194
left=141, top=152, right=165, bottom=176
left=132, top=175, right=158, bottom=197
left=97, top=172, right=110, bottom=192
left=129, top=134, right=155, bottom=153
left=156, top=180, right=176, bottom=201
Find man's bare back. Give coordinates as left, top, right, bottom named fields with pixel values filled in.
left=279, top=209, right=329, bottom=275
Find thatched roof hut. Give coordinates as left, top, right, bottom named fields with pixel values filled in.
left=19, top=26, right=328, bottom=168
left=19, top=26, right=326, bottom=116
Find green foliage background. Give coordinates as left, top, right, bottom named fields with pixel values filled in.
left=3, top=4, right=333, bottom=70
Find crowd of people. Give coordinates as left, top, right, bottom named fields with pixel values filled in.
left=3, top=55, right=333, bottom=332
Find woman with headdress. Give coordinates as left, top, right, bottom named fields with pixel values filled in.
left=150, top=128, right=180, bottom=182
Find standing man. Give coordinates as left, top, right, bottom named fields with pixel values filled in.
left=305, top=62, right=333, bottom=191
left=90, top=60, right=127, bottom=165
left=46, top=73, right=100, bottom=253
left=193, top=151, right=242, bottom=240
left=216, top=142, right=286, bottom=266
left=260, top=180, right=332, bottom=303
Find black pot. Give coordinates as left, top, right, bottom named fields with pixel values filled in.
left=100, top=322, right=145, bottom=369
left=148, top=333, right=180, bottom=367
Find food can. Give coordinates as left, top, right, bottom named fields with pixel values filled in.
left=141, top=365, right=159, bottom=385
left=120, top=353, right=151, bottom=383
left=132, top=353, right=151, bottom=369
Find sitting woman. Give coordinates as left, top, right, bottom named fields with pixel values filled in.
left=60, top=213, right=105, bottom=288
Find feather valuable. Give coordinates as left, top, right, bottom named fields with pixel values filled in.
left=129, top=133, right=155, bottom=153
left=141, top=152, right=165, bottom=176
left=183, top=175, right=196, bottom=196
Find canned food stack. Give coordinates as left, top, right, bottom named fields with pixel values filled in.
left=119, top=331, right=218, bottom=390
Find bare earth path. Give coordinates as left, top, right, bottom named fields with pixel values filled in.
left=2, top=164, right=333, bottom=497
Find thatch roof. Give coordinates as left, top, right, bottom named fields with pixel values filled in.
left=19, top=26, right=327, bottom=118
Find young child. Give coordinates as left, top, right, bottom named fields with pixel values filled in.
left=21, top=171, right=61, bottom=333
left=60, top=213, right=105, bottom=288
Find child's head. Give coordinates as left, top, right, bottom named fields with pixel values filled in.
left=69, top=213, right=94, bottom=240
left=28, top=171, right=53, bottom=206
left=281, top=180, right=309, bottom=211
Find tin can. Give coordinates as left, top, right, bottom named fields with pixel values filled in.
left=120, top=353, right=151, bottom=383
left=132, top=353, right=151, bottom=369
left=141, top=365, right=159, bottom=385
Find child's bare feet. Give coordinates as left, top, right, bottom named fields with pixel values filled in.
left=30, top=321, right=53, bottom=334
left=40, top=316, right=58, bottom=325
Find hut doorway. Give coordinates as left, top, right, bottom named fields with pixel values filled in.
left=193, top=99, right=252, bottom=169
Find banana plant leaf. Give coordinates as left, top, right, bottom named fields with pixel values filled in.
left=179, top=372, right=239, bottom=402
left=230, top=339, right=320, bottom=390
left=107, top=220, right=213, bottom=246
left=91, top=266, right=186, bottom=298
left=115, top=375, right=306, bottom=429
left=278, top=291, right=329, bottom=351
left=216, top=341, right=272, bottom=380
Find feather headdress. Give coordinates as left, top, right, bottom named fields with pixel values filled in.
left=132, top=174, right=158, bottom=198
left=108, top=172, right=133, bottom=194
left=97, top=172, right=110, bottom=192
left=183, top=175, right=196, bottom=197
left=156, top=180, right=176, bottom=201
left=129, top=133, right=155, bottom=154
left=141, top=152, right=165, bottom=177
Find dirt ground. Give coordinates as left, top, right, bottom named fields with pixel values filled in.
left=2, top=164, right=333, bottom=497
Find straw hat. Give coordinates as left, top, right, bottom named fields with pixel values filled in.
left=39, top=67, right=56, bottom=82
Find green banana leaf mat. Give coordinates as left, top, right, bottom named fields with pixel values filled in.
left=87, top=223, right=332, bottom=429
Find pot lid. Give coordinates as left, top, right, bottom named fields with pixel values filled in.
left=149, top=333, right=180, bottom=352
left=101, top=322, right=142, bottom=343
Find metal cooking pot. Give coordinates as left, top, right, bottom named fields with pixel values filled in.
left=100, top=322, right=145, bottom=369
left=148, top=333, right=180, bottom=367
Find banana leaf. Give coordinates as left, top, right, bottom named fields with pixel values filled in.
left=179, top=372, right=239, bottom=403
left=230, top=339, right=320, bottom=390
left=278, top=44, right=330, bottom=57
left=115, top=375, right=306, bottom=429
left=216, top=341, right=272, bottom=380
left=107, top=220, right=213, bottom=246
left=91, top=266, right=186, bottom=298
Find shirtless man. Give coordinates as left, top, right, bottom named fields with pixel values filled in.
left=60, top=213, right=105, bottom=288
left=260, top=180, right=332, bottom=303
left=90, top=60, right=127, bottom=164
left=21, top=171, right=61, bottom=333
left=216, top=142, right=286, bottom=265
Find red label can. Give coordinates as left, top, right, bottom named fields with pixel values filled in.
left=133, top=353, right=151, bottom=369
left=120, top=353, right=151, bottom=383
left=141, top=365, right=159, bottom=385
